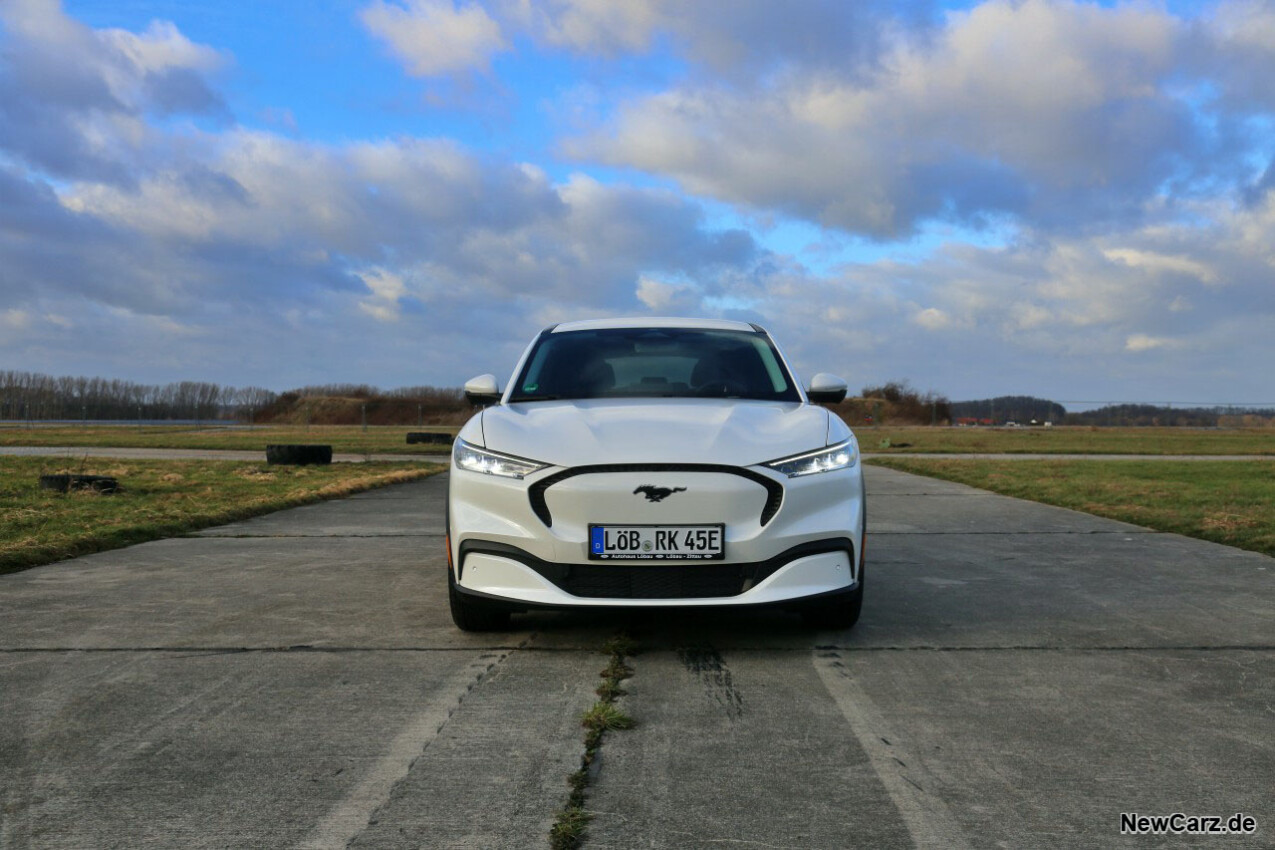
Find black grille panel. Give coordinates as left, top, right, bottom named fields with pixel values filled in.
left=558, top=562, right=768, bottom=599
left=529, top=463, right=784, bottom=528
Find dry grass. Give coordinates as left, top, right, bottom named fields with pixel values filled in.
left=0, top=457, right=443, bottom=575
left=860, top=425, right=1275, bottom=455
left=3, top=423, right=1273, bottom=456
left=868, top=457, right=1275, bottom=557
left=0, top=423, right=457, bottom=455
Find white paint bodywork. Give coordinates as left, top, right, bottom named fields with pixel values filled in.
left=478, top=398, right=833, bottom=467
left=447, top=319, right=864, bottom=610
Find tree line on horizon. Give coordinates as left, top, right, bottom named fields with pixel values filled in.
left=0, top=371, right=467, bottom=425
left=950, top=395, right=1274, bottom=427
left=0, top=370, right=277, bottom=422
left=3, top=370, right=1270, bottom=427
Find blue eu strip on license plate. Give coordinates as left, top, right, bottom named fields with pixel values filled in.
left=588, top=524, right=725, bottom=560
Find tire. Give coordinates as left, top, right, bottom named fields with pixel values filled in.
left=39, top=474, right=72, bottom=492
left=265, top=444, right=332, bottom=465
left=800, top=565, right=864, bottom=630
left=78, top=475, right=119, bottom=494
left=406, top=432, right=452, bottom=445
left=445, top=494, right=511, bottom=631
left=448, top=570, right=511, bottom=631
left=39, top=474, right=119, bottom=494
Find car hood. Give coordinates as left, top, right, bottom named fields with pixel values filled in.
left=476, top=398, right=830, bottom=467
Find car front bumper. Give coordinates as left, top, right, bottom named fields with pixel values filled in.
left=447, top=461, right=865, bottom=608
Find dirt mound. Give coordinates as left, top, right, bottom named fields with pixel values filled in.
left=258, top=394, right=470, bottom=426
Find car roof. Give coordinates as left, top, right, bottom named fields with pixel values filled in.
left=550, top=317, right=763, bottom=333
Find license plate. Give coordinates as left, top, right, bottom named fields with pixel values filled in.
left=588, top=524, right=725, bottom=560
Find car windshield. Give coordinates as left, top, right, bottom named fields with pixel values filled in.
left=507, top=327, right=802, bottom=403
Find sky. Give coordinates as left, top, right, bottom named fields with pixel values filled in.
left=1, top=0, right=1273, bottom=406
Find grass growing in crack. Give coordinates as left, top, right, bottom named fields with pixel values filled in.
left=549, top=806, right=591, bottom=848
left=593, top=678, right=626, bottom=702
left=549, top=633, right=636, bottom=850
left=581, top=703, right=635, bottom=744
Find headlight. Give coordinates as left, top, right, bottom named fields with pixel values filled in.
left=453, top=439, right=548, bottom=479
left=762, top=440, right=858, bottom=478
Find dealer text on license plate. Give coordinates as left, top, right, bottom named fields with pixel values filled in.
left=588, top=524, right=724, bottom=560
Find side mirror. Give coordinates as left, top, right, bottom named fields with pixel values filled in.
left=806, top=373, right=847, bottom=404
left=464, top=374, right=501, bottom=406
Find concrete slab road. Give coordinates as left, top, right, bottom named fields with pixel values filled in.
left=1, top=468, right=1272, bottom=848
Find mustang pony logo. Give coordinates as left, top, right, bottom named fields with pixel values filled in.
left=633, top=485, right=687, bottom=503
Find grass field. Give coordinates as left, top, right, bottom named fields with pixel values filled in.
left=0, top=457, right=444, bottom=575
left=869, top=457, right=1275, bottom=558
left=2, top=423, right=1272, bottom=455
left=0, top=424, right=456, bottom=455
left=859, top=425, right=1274, bottom=455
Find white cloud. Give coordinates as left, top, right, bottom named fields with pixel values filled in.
left=1006, top=303, right=1052, bottom=332
left=361, top=0, right=506, bottom=76
left=98, top=19, right=224, bottom=75
left=1102, top=248, right=1219, bottom=285
left=635, top=275, right=696, bottom=311
left=1125, top=333, right=1174, bottom=352
left=502, top=0, right=910, bottom=77
left=514, top=0, right=662, bottom=54
left=912, top=307, right=950, bottom=330
left=357, top=267, right=409, bottom=322
left=1213, top=0, right=1275, bottom=50
left=0, top=4, right=763, bottom=388
left=2, top=309, right=32, bottom=329
left=567, top=0, right=1218, bottom=238
left=1203, top=0, right=1275, bottom=109
left=0, top=0, right=228, bottom=185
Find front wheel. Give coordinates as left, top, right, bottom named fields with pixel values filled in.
left=800, top=567, right=864, bottom=630
left=448, top=569, right=511, bottom=631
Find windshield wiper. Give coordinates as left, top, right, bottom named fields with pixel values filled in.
left=508, top=394, right=562, bottom=402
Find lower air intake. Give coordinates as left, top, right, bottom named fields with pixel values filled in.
left=553, top=562, right=779, bottom=599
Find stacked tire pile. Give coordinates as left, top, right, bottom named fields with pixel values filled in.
left=406, top=432, right=453, bottom=445
left=266, top=445, right=333, bottom=465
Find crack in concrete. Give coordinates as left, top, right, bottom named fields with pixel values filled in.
left=4, top=644, right=1273, bottom=654
left=549, top=633, right=635, bottom=849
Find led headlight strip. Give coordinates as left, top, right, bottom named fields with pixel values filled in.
left=453, top=439, right=548, bottom=479
left=762, top=440, right=858, bottom=478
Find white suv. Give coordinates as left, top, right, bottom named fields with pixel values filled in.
left=446, top=318, right=865, bottom=630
